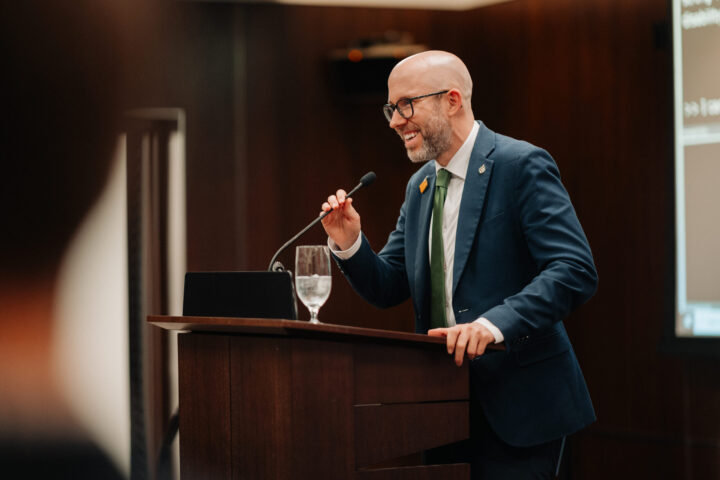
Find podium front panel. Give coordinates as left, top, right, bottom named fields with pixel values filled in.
left=161, top=316, right=470, bottom=479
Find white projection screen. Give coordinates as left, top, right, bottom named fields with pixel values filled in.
left=673, top=0, right=720, bottom=338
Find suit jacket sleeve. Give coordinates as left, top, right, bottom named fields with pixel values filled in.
left=481, top=147, right=598, bottom=344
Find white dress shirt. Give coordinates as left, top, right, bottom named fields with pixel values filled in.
left=329, top=122, right=504, bottom=343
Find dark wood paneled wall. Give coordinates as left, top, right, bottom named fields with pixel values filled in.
left=126, top=0, right=719, bottom=477
left=122, top=1, right=239, bottom=271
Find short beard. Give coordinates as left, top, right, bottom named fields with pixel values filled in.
left=406, top=108, right=452, bottom=164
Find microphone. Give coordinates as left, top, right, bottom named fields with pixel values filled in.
left=267, top=171, right=376, bottom=272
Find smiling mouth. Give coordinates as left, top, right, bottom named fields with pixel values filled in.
left=402, top=130, right=420, bottom=147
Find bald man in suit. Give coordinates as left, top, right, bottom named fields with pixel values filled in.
left=321, top=51, right=597, bottom=479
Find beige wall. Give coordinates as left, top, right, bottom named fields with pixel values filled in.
left=684, top=142, right=720, bottom=302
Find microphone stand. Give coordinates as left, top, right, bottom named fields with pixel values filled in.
left=268, top=214, right=328, bottom=272
left=267, top=172, right=375, bottom=271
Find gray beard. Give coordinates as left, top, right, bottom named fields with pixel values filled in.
left=406, top=113, right=452, bottom=164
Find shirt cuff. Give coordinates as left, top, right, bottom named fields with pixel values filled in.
left=474, top=317, right=504, bottom=344
left=327, top=233, right=362, bottom=260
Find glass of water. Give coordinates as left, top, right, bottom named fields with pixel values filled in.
left=295, top=245, right=332, bottom=324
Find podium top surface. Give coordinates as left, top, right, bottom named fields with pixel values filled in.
left=148, top=315, right=450, bottom=347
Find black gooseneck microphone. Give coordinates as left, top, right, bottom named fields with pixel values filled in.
left=268, top=171, right=376, bottom=272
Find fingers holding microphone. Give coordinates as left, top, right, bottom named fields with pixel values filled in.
left=321, top=189, right=347, bottom=213
left=321, top=189, right=361, bottom=250
left=321, top=189, right=352, bottom=217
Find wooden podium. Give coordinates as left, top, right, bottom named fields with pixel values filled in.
left=150, top=316, right=471, bottom=479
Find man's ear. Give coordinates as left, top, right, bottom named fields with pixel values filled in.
left=446, top=89, right=463, bottom=116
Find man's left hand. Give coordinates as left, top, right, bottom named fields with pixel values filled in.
left=428, top=322, right=495, bottom=366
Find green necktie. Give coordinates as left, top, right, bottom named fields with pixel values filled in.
left=430, top=168, right=451, bottom=329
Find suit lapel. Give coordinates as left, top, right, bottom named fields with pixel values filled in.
left=452, top=123, right=496, bottom=296
left=414, top=168, right=435, bottom=317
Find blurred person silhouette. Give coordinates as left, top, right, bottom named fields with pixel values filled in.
left=0, top=2, right=125, bottom=478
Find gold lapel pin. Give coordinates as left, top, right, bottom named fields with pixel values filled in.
left=419, top=176, right=428, bottom=194
left=478, top=164, right=486, bottom=175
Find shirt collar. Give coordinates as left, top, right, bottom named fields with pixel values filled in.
left=435, top=121, right=479, bottom=181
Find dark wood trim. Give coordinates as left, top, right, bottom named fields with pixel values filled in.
left=149, top=315, right=504, bottom=350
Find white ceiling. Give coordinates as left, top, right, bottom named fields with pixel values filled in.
left=199, top=0, right=514, bottom=11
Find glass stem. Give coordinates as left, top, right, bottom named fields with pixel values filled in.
left=309, top=307, right=320, bottom=324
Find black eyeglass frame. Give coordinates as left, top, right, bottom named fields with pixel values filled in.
left=383, top=90, right=449, bottom=122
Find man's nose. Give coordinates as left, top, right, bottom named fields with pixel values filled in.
left=388, top=109, right=406, bottom=129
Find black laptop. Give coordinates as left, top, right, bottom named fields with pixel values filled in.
left=182, top=271, right=298, bottom=319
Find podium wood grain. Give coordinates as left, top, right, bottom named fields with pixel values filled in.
left=153, top=316, right=472, bottom=479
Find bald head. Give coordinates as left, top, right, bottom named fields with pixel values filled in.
left=386, top=51, right=476, bottom=166
left=390, top=50, right=473, bottom=107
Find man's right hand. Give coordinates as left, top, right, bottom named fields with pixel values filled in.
left=321, top=189, right=361, bottom=250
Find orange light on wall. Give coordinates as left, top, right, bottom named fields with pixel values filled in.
left=347, top=49, right=363, bottom=62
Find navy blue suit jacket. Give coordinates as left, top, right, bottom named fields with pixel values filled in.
left=335, top=122, right=598, bottom=447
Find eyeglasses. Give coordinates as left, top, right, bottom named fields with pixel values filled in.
left=383, top=90, right=449, bottom=122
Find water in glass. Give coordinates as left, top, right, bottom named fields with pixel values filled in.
left=295, top=245, right=332, bottom=323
